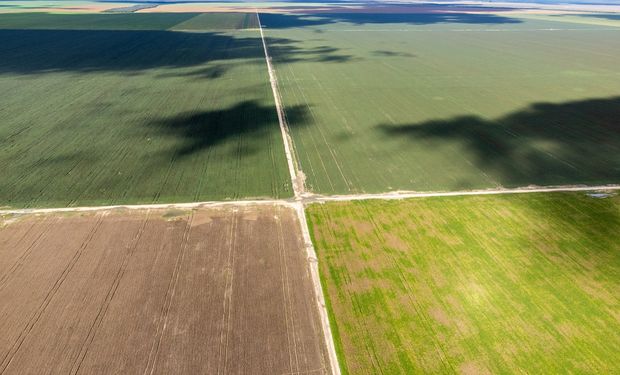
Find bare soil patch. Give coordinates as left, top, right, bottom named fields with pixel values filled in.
left=0, top=206, right=328, bottom=374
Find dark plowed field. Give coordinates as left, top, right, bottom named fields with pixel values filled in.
left=0, top=205, right=328, bottom=374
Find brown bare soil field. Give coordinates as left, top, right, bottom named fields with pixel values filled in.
left=0, top=206, right=328, bottom=374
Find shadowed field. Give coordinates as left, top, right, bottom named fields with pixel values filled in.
left=307, top=192, right=620, bottom=374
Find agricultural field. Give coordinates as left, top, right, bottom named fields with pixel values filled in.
left=0, top=12, right=259, bottom=30
left=0, top=12, right=294, bottom=208
left=306, top=192, right=620, bottom=374
left=1, top=2, right=619, bottom=375
left=0, top=205, right=329, bottom=374
left=262, top=13, right=620, bottom=194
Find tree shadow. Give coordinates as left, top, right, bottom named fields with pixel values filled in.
left=0, top=99, right=309, bottom=206
left=270, top=1, right=518, bottom=12
left=146, top=100, right=309, bottom=158
left=0, top=12, right=200, bottom=30
left=266, top=37, right=355, bottom=63
left=0, top=28, right=262, bottom=74
left=376, top=96, right=620, bottom=187
left=573, top=13, right=620, bottom=21
left=258, top=11, right=521, bottom=29
left=0, top=27, right=354, bottom=75
left=156, top=64, right=230, bottom=79
left=373, top=50, right=415, bottom=58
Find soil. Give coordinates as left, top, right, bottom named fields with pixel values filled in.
left=0, top=206, right=328, bottom=374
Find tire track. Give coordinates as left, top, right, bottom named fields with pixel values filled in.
left=71, top=211, right=151, bottom=375
left=276, top=206, right=300, bottom=373
left=143, top=210, right=194, bottom=375
left=0, top=214, right=104, bottom=374
left=0, top=216, right=54, bottom=291
left=217, top=208, right=238, bottom=375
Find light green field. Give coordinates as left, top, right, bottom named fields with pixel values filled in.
left=0, top=12, right=295, bottom=208
left=262, top=13, right=620, bottom=194
left=307, top=192, right=620, bottom=374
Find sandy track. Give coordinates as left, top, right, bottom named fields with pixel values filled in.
left=0, top=199, right=290, bottom=215
left=2, top=184, right=619, bottom=215
left=257, top=11, right=304, bottom=196
left=0, top=206, right=329, bottom=375
left=305, top=184, right=620, bottom=203
left=257, top=11, right=341, bottom=375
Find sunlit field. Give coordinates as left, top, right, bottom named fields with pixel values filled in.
left=308, top=192, right=620, bottom=374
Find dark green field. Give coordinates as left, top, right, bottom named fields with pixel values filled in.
left=0, top=12, right=295, bottom=207
left=262, top=13, right=620, bottom=194
left=0, top=12, right=198, bottom=29
left=307, top=192, right=620, bottom=374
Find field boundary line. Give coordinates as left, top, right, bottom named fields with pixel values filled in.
left=256, top=11, right=304, bottom=195
left=2, top=185, right=620, bottom=215
left=0, top=199, right=292, bottom=215
left=306, top=184, right=620, bottom=203
left=2, top=184, right=620, bottom=215
left=257, top=10, right=341, bottom=375
left=291, top=200, right=340, bottom=375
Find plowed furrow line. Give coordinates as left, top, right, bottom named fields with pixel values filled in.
left=71, top=212, right=151, bottom=375
left=0, top=217, right=54, bottom=290
left=218, top=209, right=237, bottom=375
left=0, top=215, right=104, bottom=374
left=143, top=211, right=194, bottom=375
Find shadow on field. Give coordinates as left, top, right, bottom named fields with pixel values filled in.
left=0, top=28, right=353, bottom=74
left=148, top=100, right=309, bottom=157
left=0, top=12, right=200, bottom=30
left=373, top=50, right=415, bottom=58
left=266, top=36, right=355, bottom=63
left=573, top=14, right=620, bottom=21
left=258, top=11, right=521, bottom=29
left=0, top=28, right=257, bottom=74
left=376, top=96, right=620, bottom=187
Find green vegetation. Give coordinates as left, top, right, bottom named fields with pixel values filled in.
left=262, top=14, right=620, bottom=194
left=0, top=12, right=260, bottom=30
left=0, top=12, right=200, bottom=29
left=307, top=192, right=620, bottom=374
left=0, top=13, right=294, bottom=207
left=170, top=12, right=260, bottom=31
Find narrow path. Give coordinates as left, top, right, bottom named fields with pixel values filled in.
left=2, top=184, right=619, bottom=216
left=306, top=184, right=620, bottom=203
left=256, top=11, right=303, bottom=196
left=0, top=199, right=291, bottom=215
left=256, top=11, right=342, bottom=375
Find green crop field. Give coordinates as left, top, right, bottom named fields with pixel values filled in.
left=262, top=13, right=620, bottom=194
left=306, top=192, right=620, bottom=374
left=0, top=12, right=297, bottom=208
left=170, top=12, right=260, bottom=31
left=0, top=12, right=200, bottom=29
